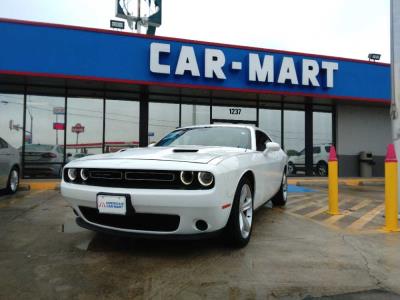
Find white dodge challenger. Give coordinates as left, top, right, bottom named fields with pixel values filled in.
left=61, top=125, right=288, bottom=247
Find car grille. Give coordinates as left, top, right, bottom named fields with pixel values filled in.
left=65, top=168, right=213, bottom=189
left=79, top=206, right=180, bottom=232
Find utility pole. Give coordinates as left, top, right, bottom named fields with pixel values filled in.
left=390, top=0, right=400, bottom=218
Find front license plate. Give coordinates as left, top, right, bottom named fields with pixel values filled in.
left=97, top=194, right=127, bottom=215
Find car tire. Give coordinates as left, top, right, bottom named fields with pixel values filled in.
left=6, top=167, right=19, bottom=194
left=288, top=162, right=296, bottom=175
left=316, top=161, right=328, bottom=177
left=271, top=172, right=288, bottom=207
left=225, top=177, right=254, bottom=248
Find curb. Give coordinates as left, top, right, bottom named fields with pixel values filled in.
left=19, top=182, right=60, bottom=191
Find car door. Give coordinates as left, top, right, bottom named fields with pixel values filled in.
left=0, top=138, right=10, bottom=188
left=253, top=130, right=282, bottom=205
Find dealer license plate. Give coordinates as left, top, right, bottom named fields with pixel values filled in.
left=97, top=194, right=127, bottom=215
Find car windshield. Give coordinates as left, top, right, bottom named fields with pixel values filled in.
left=24, top=144, right=54, bottom=151
left=155, top=127, right=252, bottom=149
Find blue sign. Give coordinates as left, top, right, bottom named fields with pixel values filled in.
left=0, top=19, right=391, bottom=102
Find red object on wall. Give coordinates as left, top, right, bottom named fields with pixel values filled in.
left=53, top=122, right=65, bottom=130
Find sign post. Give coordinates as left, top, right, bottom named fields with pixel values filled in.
left=391, top=0, right=400, bottom=218
left=72, top=123, right=85, bottom=153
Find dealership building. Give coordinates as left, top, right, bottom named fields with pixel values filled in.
left=0, top=18, right=391, bottom=178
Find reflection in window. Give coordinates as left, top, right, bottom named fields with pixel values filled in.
left=285, top=110, right=305, bottom=176
left=23, top=95, right=65, bottom=178
left=313, top=111, right=332, bottom=176
left=259, top=109, right=281, bottom=144
left=181, top=104, right=210, bottom=127
left=149, top=102, right=179, bottom=143
left=105, top=100, right=139, bottom=152
left=0, top=94, right=23, bottom=149
left=67, top=98, right=103, bottom=156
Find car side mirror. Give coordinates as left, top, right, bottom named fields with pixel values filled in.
left=265, top=142, right=280, bottom=153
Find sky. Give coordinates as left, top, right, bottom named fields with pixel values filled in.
left=0, top=0, right=391, bottom=62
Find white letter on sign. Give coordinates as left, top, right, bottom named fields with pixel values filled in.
left=249, top=54, right=274, bottom=82
left=277, top=57, right=299, bottom=85
left=175, top=46, right=200, bottom=77
left=205, top=49, right=226, bottom=79
left=150, top=42, right=170, bottom=74
left=321, top=61, right=339, bottom=88
left=302, top=59, right=320, bottom=86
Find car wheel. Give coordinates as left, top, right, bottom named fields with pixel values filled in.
left=6, top=167, right=19, bottom=194
left=225, top=177, right=254, bottom=248
left=316, top=161, right=328, bottom=177
left=271, top=172, right=288, bottom=207
left=288, top=162, right=296, bottom=175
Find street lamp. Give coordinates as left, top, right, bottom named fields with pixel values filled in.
left=368, top=53, right=381, bottom=62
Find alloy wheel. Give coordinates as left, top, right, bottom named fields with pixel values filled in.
left=238, top=184, right=253, bottom=239
left=9, top=170, right=19, bottom=192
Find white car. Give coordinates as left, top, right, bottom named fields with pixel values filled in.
left=61, top=125, right=288, bottom=247
left=0, top=137, right=21, bottom=194
left=287, top=144, right=331, bottom=176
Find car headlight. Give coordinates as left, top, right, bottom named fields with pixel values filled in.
left=180, top=171, right=194, bottom=185
left=198, top=172, right=214, bottom=187
left=67, top=168, right=78, bottom=181
left=80, top=169, right=89, bottom=181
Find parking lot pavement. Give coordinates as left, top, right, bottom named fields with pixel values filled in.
left=1, top=188, right=400, bottom=299
left=287, top=185, right=386, bottom=233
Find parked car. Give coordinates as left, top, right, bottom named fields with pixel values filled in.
left=0, top=137, right=21, bottom=194
left=21, top=144, right=64, bottom=178
left=61, top=125, right=288, bottom=247
left=287, top=144, right=331, bottom=176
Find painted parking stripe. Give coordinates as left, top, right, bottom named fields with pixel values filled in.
left=346, top=204, right=385, bottom=231
left=323, top=199, right=371, bottom=225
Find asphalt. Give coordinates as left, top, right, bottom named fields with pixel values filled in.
left=0, top=186, right=400, bottom=299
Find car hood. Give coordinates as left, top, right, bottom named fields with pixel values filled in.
left=74, top=146, right=249, bottom=165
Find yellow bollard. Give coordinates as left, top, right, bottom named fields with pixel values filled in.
left=328, top=145, right=340, bottom=215
left=384, top=144, right=399, bottom=232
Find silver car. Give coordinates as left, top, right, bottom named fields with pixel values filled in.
left=22, top=144, right=64, bottom=178
left=0, top=137, right=21, bottom=194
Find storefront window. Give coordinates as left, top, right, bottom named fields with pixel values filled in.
left=313, top=111, right=333, bottom=176
left=105, top=100, right=140, bottom=152
left=149, top=102, right=180, bottom=143
left=285, top=110, right=305, bottom=176
left=181, top=104, right=210, bottom=127
left=212, top=104, right=257, bottom=123
left=67, top=97, right=103, bottom=157
left=0, top=94, right=23, bottom=150
left=23, top=95, right=65, bottom=178
left=259, top=109, right=281, bottom=144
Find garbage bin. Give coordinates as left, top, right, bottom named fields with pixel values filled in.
left=359, top=152, right=374, bottom=177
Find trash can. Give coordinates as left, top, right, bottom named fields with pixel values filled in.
left=359, top=152, right=374, bottom=177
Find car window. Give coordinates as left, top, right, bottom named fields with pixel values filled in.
left=156, top=127, right=252, bottom=149
left=325, top=146, right=331, bottom=152
left=255, top=130, right=270, bottom=152
left=0, top=138, right=7, bottom=149
left=24, top=145, right=54, bottom=152
left=313, top=146, right=321, bottom=154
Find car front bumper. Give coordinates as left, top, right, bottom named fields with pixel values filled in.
left=61, top=182, right=233, bottom=236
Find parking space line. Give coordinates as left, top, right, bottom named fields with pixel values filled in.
left=323, top=199, right=371, bottom=226
left=346, top=204, right=385, bottom=231
left=303, top=206, right=329, bottom=218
